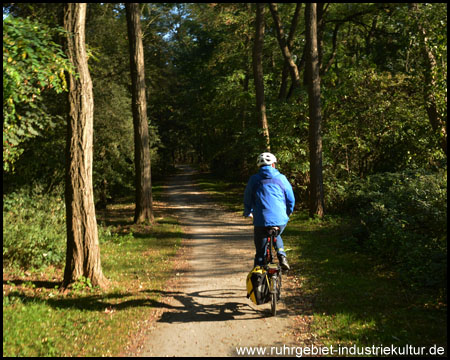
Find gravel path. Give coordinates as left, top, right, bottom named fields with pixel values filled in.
left=139, top=165, right=297, bottom=357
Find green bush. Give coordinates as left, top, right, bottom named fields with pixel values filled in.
left=332, top=170, right=447, bottom=289
left=3, top=187, right=66, bottom=269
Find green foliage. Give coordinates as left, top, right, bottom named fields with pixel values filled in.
left=2, top=100, right=67, bottom=196
left=3, top=15, right=74, bottom=172
left=268, top=97, right=310, bottom=202
left=323, top=67, right=444, bottom=177
left=337, top=170, right=447, bottom=289
left=91, top=78, right=136, bottom=205
left=70, top=276, right=94, bottom=292
left=3, top=188, right=66, bottom=269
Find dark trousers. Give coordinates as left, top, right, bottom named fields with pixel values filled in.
left=253, top=224, right=287, bottom=266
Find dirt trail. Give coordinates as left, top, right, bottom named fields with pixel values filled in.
left=139, top=165, right=298, bottom=357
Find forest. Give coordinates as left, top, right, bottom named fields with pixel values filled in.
left=3, top=3, right=447, bottom=356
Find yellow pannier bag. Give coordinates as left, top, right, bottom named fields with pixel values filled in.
left=246, top=266, right=270, bottom=305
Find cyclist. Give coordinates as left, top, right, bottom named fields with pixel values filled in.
left=243, top=152, right=295, bottom=271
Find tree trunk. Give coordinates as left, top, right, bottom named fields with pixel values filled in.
left=316, top=3, right=325, bottom=73
left=63, top=3, right=108, bottom=289
left=305, top=3, right=325, bottom=218
left=269, top=3, right=301, bottom=90
left=409, top=3, right=447, bottom=155
left=276, top=3, right=302, bottom=100
left=126, top=3, right=154, bottom=223
left=252, top=3, right=270, bottom=151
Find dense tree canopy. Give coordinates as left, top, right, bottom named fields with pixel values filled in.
left=3, top=2, right=446, bottom=212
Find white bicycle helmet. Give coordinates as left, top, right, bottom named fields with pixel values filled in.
left=257, top=152, right=277, bottom=167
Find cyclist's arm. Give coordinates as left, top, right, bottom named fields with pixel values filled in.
left=243, top=177, right=255, bottom=216
left=283, top=176, right=295, bottom=216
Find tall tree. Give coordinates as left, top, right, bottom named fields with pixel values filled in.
left=305, top=3, right=325, bottom=218
left=126, top=3, right=154, bottom=224
left=63, top=3, right=108, bottom=289
left=252, top=3, right=270, bottom=151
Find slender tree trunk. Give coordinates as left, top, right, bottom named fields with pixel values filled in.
left=126, top=3, right=154, bottom=223
left=269, top=3, right=301, bottom=89
left=279, top=61, right=290, bottom=100
left=409, top=3, right=447, bottom=155
left=305, top=3, right=325, bottom=218
left=317, top=3, right=325, bottom=73
left=252, top=3, right=270, bottom=151
left=241, top=65, right=251, bottom=178
left=63, top=3, right=108, bottom=289
left=276, top=3, right=302, bottom=100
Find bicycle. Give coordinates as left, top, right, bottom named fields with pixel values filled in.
left=263, top=226, right=283, bottom=316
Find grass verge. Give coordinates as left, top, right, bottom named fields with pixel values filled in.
left=3, top=196, right=182, bottom=357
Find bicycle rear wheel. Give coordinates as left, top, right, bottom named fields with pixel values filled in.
left=277, top=274, right=282, bottom=301
left=271, top=277, right=277, bottom=316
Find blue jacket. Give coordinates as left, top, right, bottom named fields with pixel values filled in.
left=243, top=165, right=295, bottom=226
